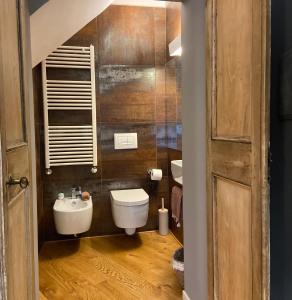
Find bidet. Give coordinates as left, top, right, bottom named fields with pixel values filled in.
left=53, top=197, right=93, bottom=235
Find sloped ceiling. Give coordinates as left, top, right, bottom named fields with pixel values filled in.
left=30, top=0, right=113, bottom=67
left=28, top=0, right=167, bottom=14
left=30, top=0, right=170, bottom=67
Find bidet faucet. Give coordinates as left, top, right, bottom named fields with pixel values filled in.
left=72, top=186, right=82, bottom=199
left=71, top=187, right=77, bottom=199
left=76, top=186, right=82, bottom=199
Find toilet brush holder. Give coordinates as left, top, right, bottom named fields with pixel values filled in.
left=159, top=198, right=169, bottom=236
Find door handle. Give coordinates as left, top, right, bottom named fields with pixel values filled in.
left=6, top=176, right=29, bottom=189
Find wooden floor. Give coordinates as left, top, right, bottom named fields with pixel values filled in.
left=39, top=231, right=182, bottom=300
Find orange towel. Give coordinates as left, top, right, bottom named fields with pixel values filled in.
left=171, top=186, right=183, bottom=227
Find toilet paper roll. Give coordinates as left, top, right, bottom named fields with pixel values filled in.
left=159, top=208, right=169, bottom=235
left=150, top=169, right=163, bottom=181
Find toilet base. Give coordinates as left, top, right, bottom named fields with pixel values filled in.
left=125, top=228, right=136, bottom=235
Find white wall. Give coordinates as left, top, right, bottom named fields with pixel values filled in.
left=182, top=0, right=208, bottom=299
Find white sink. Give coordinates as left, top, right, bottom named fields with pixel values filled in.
left=171, top=160, right=183, bottom=185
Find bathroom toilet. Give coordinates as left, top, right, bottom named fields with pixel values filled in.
left=110, top=189, right=149, bottom=235
left=53, top=197, right=93, bottom=235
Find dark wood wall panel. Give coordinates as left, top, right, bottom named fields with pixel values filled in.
left=168, top=148, right=183, bottom=243
left=166, top=3, right=181, bottom=62
left=34, top=5, right=183, bottom=244
left=165, top=4, right=182, bottom=151
left=165, top=57, right=182, bottom=151
left=98, top=6, right=155, bottom=65
left=165, top=4, right=182, bottom=244
left=34, top=6, right=178, bottom=243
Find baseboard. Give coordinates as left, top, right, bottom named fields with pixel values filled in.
left=169, top=231, right=183, bottom=246
left=182, top=290, right=191, bottom=300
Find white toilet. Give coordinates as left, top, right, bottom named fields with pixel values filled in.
left=53, top=197, right=93, bottom=235
left=110, top=189, right=149, bottom=235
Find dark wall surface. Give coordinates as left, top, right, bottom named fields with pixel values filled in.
left=165, top=57, right=182, bottom=151
left=166, top=2, right=181, bottom=62
left=28, top=0, right=48, bottom=14
left=34, top=4, right=183, bottom=245
left=270, top=0, right=292, bottom=299
left=168, top=148, right=182, bottom=243
left=166, top=3, right=182, bottom=151
left=35, top=6, right=172, bottom=242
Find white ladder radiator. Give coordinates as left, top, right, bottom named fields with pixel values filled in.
left=42, top=45, right=98, bottom=175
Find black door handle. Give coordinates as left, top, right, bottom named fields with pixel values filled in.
left=6, top=176, right=29, bottom=189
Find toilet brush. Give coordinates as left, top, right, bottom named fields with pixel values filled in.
left=159, top=198, right=169, bottom=235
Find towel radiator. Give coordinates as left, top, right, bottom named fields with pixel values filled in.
left=42, top=45, right=98, bottom=175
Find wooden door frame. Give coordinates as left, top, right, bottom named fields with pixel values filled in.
left=0, top=0, right=39, bottom=299
left=0, top=122, right=8, bottom=299
left=206, top=0, right=270, bottom=299
left=0, top=0, right=271, bottom=299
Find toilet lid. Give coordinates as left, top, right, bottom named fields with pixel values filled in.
left=110, top=189, right=149, bottom=206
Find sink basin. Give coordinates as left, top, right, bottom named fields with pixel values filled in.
left=171, top=160, right=183, bottom=185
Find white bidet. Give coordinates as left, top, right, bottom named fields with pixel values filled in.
left=53, top=197, right=93, bottom=235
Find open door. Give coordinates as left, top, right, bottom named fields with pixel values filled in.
left=0, top=0, right=37, bottom=299
left=206, top=0, right=270, bottom=299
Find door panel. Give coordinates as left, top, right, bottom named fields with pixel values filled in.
left=0, top=0, right=34, bottom=299
left=211, top=141, right=251, bottom=185
left=207, top=0, right=269, bottom=299
left=215, top=0, right=252, bottom=140
left=8, top=192, right=28, bottom=300
left=214, top=177, right=252, bottom=300
left=1, top=0, right=25, bottom=147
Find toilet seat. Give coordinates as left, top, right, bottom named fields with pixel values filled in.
left=110, top=189, right=149, bottom=206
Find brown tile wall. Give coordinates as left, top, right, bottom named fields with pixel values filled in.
left=166, top=57, right=182, bottom=151
left=35, top=5, right=183, bottom=245
left=165, top=4, right=183, bottom=244
left=35, top=6, right=173, bottom=243
left=168, top=148, right=183, bottom=243
left=166, top=3, right=182, bottom=62
left=166, top=3, right=182, bottom=151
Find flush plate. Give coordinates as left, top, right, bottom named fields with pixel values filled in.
left=114, top=133, right=138, bottom=150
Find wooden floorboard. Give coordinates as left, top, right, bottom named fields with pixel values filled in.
left=39, top=231, right=182, bottom=300
left=40, top=291, right=49, bottom=300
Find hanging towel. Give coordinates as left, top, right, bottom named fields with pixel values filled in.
left=171, top=186, right=183, bottom=228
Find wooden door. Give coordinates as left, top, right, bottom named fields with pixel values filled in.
left=0, top=0, right=36, bottom=299
left=206, top=0, right=270, bottom=299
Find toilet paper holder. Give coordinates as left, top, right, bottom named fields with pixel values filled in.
left=147, top=168, right=163, bottom=181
